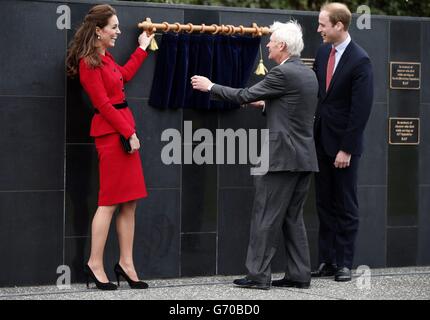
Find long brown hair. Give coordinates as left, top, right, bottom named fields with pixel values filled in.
left=66, top=4, right=116, bottom=78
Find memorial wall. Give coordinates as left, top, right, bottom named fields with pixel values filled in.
left=0, top=0, right=429, bottom=286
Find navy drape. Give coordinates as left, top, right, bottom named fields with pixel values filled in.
left=148, top=33, right=260, bottom=110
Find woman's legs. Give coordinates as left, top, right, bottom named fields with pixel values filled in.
left=87, top=205, right=117, bottom=283
left=116, top=200, right=140, bottom=281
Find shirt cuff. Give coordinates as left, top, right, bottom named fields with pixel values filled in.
left=208, top=83, right=215, bottom=92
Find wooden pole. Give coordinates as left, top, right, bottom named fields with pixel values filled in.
left=138, top=18, right=271, bottom=36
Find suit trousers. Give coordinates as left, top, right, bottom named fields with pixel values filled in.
left=246, top=171, right=312, bottom=284
left=315, top=151, right=360, bottom=269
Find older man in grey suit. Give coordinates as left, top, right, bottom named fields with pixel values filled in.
left=192, top=20, right=318, bottom=290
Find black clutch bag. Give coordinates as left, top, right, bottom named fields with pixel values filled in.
left=120, top=135, right=132, bottom=153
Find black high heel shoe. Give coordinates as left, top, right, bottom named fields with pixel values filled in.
left=114, top=263, right=148, bottom=289
left=84, top=264, right=117, bottom=291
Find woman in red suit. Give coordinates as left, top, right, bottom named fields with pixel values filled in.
left=66, top=4, right=153, bottom=290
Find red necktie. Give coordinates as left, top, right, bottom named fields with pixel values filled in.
left=326, top=47, right=336, bottom=91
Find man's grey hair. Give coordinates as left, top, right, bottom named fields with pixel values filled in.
left=270, top=20, right=304, bottom=57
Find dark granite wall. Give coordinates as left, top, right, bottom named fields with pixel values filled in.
left=0, top=0, right=429, bottom=286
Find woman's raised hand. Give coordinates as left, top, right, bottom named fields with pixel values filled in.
left=138, top=31, right=155, bottom=51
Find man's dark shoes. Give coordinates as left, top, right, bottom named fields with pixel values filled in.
left=233, top=277, right=270, bottom=290
left=335, top=267, right=352, bottom=282
left=311, top=263, right=337, bottom=277
left=271, top=278, right=310, bottom=289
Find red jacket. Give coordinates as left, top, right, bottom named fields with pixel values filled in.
left=79, top=47, right=148, bottom=138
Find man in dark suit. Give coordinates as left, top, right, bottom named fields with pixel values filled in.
left=312, top=2, right=374, bottom=282
left=191, top=20, right=318, bottom=290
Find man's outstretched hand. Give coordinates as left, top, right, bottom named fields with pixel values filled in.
left=191, top=75, right=213, bottom=92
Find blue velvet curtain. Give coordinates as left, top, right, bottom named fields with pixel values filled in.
left=148, top=33, right=261, bottom=110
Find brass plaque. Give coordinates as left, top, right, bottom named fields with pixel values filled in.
left=389, top=117, right=420, bottom=145
left=390, top=62, right=421, bottom=90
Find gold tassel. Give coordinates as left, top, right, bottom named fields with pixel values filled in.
left=255, top=59, right=268, bottom=75
left=255, top=44, right=267, bottom=75
left=149, top=36, right=158, bottom=51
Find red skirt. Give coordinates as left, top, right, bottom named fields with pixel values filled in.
left=95, top=133, right=148, bottom=206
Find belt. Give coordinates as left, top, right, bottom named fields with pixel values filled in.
left=94, top=101, right=128, bottom=114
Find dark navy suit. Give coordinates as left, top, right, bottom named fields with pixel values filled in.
left=313, top=40, right=373, bottom=268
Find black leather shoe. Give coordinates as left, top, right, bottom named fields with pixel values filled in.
left=311, top=263, right=337, bottom=277
left=335, top=267, right=351, bottom=282
left=233, top=277, right=270, bottom=290
left=114, top=263, right=149, bottom=289
left=272, top=278, right=310, bottom=289
left=84, top=265, right=117, bottom=291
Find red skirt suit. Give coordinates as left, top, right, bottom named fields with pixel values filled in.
left=79, top=47, right=148, bottom=206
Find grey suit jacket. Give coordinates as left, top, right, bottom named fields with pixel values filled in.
left=211, top=56, right=319, bottom=172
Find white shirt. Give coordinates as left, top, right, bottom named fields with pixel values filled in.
left=280, top=58, right=289, bottom=65
left=332, top=34, right=351, bottom=72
